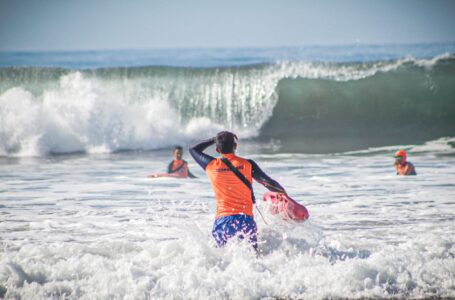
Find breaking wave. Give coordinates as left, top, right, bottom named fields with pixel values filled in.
left=0, top=54, right=454, bottom=156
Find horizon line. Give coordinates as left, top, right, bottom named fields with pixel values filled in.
left=1, top=41, right=455, bottom=53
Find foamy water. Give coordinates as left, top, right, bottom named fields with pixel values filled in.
left=1, top=140, right=455, bottom=299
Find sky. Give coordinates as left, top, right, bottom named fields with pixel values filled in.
left=0, top=0, right=454, bottom=51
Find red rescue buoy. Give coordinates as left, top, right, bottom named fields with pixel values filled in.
left=263, top=191, right=309, bottom=222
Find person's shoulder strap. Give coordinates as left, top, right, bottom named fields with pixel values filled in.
left=169, top=161, right=186, bottom=174
left=220, top=157, right=255, bottom=204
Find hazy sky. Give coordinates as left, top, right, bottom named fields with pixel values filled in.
left=1, top=0, right=454, bottom=51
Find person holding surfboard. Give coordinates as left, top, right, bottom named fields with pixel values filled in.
left=148, top=146, right=197, bottom=178
left=189, top=131, right=287, bottom=250
left=394, top=149, right=417, bottom=176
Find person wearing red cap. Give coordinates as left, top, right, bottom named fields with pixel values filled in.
left=394, top=149, right=417, bottom=176
left=189, top=131, right=287, bottom=250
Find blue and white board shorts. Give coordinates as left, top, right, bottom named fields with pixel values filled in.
left=212, top=214, right=257, bottom=249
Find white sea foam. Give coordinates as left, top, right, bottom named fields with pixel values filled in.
left=342, top=136, right=455, bottom=156
left=0, top=72, right=228, bottom=157
left=413, top=52, right=454, bottom=69
left=276, top=53, right=453, bottom=81
left=1, top=145, right=454, bottom=299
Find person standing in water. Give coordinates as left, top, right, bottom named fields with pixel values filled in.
left=148, top=146, right=197, bottom=178
left=394, top=149, right=417, bottom=176
left=189, top=131, right=287, bottom=250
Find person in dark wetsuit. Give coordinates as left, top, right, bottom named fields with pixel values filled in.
left=189, top=131, right=287, bottom=250
left=394, top=149, right=417, bottom=176
left=148, top=146, right=197, bottom=178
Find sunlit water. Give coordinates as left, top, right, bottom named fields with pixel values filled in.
left=1, top=141, right=455, bottom=299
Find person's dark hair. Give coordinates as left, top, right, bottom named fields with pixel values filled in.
left=174, top=146, right=183, bottom=152
left=215, top=131, right=237, bottom=154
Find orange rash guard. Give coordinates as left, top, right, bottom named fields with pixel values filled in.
left=190, top=138, right=286, bottom=219
left=170, top=160, right=189, bottom=177
left=166, top=159, right=197, bottom=178
left=205, top=153, right=254, bottom=218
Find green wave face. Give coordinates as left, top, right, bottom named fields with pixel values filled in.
left=261, top=58, right=455, bottom=152
left=1, top=56, right=454, bottom=155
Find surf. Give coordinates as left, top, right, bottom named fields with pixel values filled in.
left=1, top=53, right=454, bottom=156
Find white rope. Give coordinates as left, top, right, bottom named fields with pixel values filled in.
left=255, top=204, right=268, bottom=225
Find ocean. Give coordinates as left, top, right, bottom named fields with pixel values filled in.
left=1, top=44, right=455, bottom=299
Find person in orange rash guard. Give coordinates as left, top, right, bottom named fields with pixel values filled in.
left=189, top=131, right=287, bottom=250
left=148, top=146, right=197, bottom=178
left=394, top=149, right=417, bottom=176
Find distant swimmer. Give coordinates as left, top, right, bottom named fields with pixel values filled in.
left=190, top=131, right=287, bottom=251
left=148, top=146, right=197, bottom=179
left=394, top=149, right=417, bottom=176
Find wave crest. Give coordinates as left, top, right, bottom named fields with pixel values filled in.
left=0, top=72, right=224, bottom=156
left=1, top=54, right=454, bottom=156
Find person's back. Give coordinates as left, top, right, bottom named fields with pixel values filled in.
left=205, top=153, right=254, bottom=218
left=190, top=131, right=286, bottom=250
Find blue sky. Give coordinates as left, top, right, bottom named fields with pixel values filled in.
left=1, top=0, right=454, bottom=51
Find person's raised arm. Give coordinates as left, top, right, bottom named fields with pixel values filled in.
left=249, top=159, right=286, bottom=194
left=189, top=138, right=216, bottom=170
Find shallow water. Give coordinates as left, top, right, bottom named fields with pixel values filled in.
left=1, top=140, right=455, bottom=299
